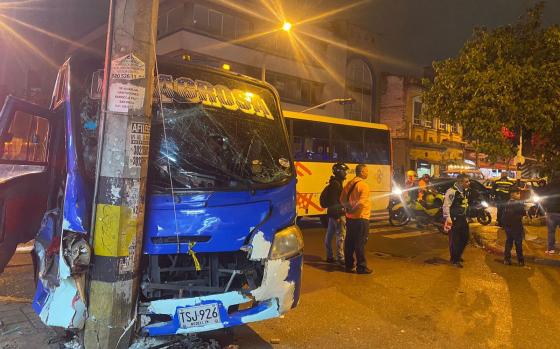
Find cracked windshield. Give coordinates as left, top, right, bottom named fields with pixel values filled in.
left=149, top=68, right=292, bottom=191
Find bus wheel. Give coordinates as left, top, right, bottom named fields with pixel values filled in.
left=319, top=215, right=329, bottom=228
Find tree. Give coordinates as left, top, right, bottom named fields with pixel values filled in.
left=422, top=2, right=560, bottom=174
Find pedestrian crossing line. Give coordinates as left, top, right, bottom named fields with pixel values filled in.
left=381, top=230, right=438, bottom=239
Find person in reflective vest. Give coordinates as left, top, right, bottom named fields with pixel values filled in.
left=492, top=172, right=514, bottom=227
left=443, top=174, right=471, bottom=268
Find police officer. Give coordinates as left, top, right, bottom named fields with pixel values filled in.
left=443, top=174, right=471, bottom=268
left=493, top=171, right=514, bottom=227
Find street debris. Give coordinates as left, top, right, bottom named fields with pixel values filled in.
left=129, top=335, right=221, bottom=349
left=0, top=326, right=20, bottom=336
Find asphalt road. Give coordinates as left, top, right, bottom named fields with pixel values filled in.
left=1, top=221, right=559, bottom=349
left=228, top=220, right=560, bottom=349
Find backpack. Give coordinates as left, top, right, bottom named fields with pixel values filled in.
left=319, top=182, right=334, bottom=209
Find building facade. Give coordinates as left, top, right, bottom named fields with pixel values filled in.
left=153, top=0, right=380, bottom=121
left=379, top=74, right=465, bottom=179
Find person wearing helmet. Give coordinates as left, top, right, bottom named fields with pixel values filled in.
left=323, top=162, right=349, bottom=264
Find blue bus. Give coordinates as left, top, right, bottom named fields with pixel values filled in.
left=0, top=55, right=303, bottom=336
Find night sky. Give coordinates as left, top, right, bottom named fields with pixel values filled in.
left=344, top=0, right=560, bottom=73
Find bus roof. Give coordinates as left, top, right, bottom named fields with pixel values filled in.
left=283, top=110, right=389, bottom=131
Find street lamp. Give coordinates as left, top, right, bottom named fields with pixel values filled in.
left=261, top=21, right=294, bottom=81
left=301, top=97, right=354, bottom=113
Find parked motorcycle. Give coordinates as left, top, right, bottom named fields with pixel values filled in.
left=467, top=200, right=492, bottom=225
left=388, top=186, right=445, bottom=232
left=527, top=193, right=545, bottom=219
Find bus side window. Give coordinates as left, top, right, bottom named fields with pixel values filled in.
left=1, top=111, right=49, bottom=163
left=292, top=119, right=329, bottom=161
left=364, top=129, right=390, bottom=165
left=331, top=125, right=364, bottom=163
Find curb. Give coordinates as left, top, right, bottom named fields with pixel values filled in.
left=471, top=228, right=560, bottom=267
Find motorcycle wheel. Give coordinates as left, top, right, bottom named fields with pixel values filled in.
left=477, top=211, right=492, bottom=225
left=389, top=208, right=410, bottom=226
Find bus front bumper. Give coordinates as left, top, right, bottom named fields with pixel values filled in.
left=140, top=253, right=303, bottom=336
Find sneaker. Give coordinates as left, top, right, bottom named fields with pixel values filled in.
left=545, top=250, right=556, bottom=255
left=356, top=267, right=373, bottom=274
left=504, top=259, right=512, bottom=266
left=452, top=262, right=463, bottom=268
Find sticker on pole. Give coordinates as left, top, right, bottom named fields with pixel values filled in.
left=108, top=83, right=145, bottom=113
left=128, top=122, right=150, bottom=168
left=111, top=53, right=145, bottom=80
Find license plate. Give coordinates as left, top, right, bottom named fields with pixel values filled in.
left=177, top=303, right=221, bottom=328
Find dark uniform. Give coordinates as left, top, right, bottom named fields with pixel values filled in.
left=503, top=200, right=525, bottom=264
left=444, top=184, right=470, bottom=264
left=492, top=177, right=514, bottom=226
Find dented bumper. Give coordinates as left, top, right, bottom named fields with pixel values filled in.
left=141, top=253, right=303, bottom=336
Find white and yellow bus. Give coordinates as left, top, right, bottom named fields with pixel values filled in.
left=283, top=111, right=392, bottom=221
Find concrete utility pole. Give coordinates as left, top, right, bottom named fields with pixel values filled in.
left=84, top=0, right=159, bottom=348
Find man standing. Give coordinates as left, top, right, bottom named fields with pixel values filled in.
left=340, top=164, right=372, bottom=274
left=443, top=174, right=471, bottom=268
left=324, top=162, right=349, bottom=264
left=537, top=176, right=560, bottom=255
left=492, top=171, right=513, bottom=227
left=418, top=174, right=431, bottom=203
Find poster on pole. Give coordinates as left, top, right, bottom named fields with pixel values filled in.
left=108, top=83, right=145, bottom=113
left=111, top=53, right=145, bottom=80
left=128, top=122, right=151, bottom=169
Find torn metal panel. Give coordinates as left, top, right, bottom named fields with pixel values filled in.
left=248, top=231, right=271, bottom=261
left=37, top=277, right=87, bottom=329
left=250, top=258, right=295, bottom=313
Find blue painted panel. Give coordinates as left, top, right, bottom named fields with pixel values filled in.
left=286, top=254, right=304, bottom=309
left=144, top=179, right=296, bottom=254
left=61, top=76, right=90, bottom=234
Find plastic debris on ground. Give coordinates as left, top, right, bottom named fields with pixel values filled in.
left=129, top=335, right=221, bottom=349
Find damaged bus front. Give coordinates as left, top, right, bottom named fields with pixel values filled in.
left=0, top=56, right=303, bottom=336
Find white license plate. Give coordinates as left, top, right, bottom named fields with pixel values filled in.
left=177, top=303, right=221, bottom=328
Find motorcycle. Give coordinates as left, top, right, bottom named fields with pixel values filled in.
left=467, top=200, right=492, bottom=225
left=527, top=193, right=545, bottom=219
left=388, top=186, right=445, bottom=232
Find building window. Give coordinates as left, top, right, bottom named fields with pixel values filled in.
left=439, top=120, right=449, bottom=131
left=266, top=71, right=322, bottom=106
left=412, top=96, right=422, bottom=126
left=345, top=58, right=373, bottom=122
left=452, top=123, right=460, bottom=134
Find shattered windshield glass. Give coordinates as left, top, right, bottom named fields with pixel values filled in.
left=149, top=67, right=293, bottom=191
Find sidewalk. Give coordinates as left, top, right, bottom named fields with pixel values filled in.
left=470, top=217, right=560, bottom=267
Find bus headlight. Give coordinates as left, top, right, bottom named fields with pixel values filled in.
left=532, top=195, right=541, bottom=203
left=392, top=186, right=403, bottom=196
left=481, top=201, right=489, bottom=208
left=270, top=225, right=304, bottom=259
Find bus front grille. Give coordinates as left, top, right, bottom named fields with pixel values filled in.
left=140, top=251, right=264, bottom=300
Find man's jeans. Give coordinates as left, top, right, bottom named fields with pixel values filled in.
left=546, top=213, right=560, bottom=250
left=325, top=216, right=346, bottom=261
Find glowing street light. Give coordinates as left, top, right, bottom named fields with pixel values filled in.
left=282, top=21, right=292, bottom=32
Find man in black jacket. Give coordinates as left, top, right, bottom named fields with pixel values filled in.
left=324, top=162, right=349, bottom=264
left=493, top=172, right=514, bottom=227
left=503, top=188, right=526, bottom=266
left=538, top=176, right=560, bottom=255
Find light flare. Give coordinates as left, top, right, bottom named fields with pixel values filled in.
left=298, top=29, right=417, bottom=69
left=199, top=28, right=280, bottom=52
left=292, top=33, right=345, bottom=88
left=0, top=18, right=58, bottom=69
left=0, top=13, right=98, bottom=54
left=295, top=0, right=371, bottom=27
left=208, top=0, right=276, bottom=24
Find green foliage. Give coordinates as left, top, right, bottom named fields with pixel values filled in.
left=422, top=2, right=560, bottom=171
